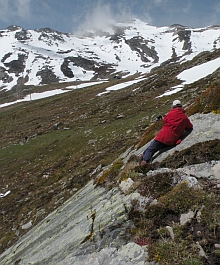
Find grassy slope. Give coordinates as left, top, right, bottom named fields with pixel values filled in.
left=0, top=76, right=165, bottom=252
left=0, top=50, right=220, bottom=258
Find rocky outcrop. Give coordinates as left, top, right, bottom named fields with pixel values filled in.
left=15, top=29, right=32, bottom=41
left=37, top=28, right=67, bottom=44
left=125, top=36, right=159, bottom=63
left=60, top=58, right=75, bottom=78
left=0, top=66, right=12, bottom=83
left=175, top=29, right=192, bottom=51
left=36, top=66, right=59, bottom=84
left=3, top=54, right=26, bottom=74
left=0, top=113, right=220, bottom=265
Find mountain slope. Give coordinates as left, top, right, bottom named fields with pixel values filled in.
left=0, top=19, right=220, bottom=264
left=1, top=112, right=220, bottom=264
left=1, top=19, right=220, bottom=105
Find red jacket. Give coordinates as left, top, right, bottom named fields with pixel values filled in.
left=155, top=107, right=193, bottom=146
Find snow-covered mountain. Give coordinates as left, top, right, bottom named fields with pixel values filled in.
left=0, top=19, right=220, bottom=100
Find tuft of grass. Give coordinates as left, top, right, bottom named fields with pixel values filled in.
left=158, top=182, right=206, bottom=214
left=135, top=120, right=163, bottom=149
left=148, top=239, right=203, bottom=265
left=94, top=159, right=124, bottom=188
left=199, top=193, right=220, bottom=231
left=136, top=172, right=173, bottom=199
left=187, top=83, right=220, bottom=115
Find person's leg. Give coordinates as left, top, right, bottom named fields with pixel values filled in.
left=142, top=140, right=167, bottom=163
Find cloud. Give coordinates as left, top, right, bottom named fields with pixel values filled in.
left=79, top=3, right=114, bottom=32
left=182, top=1, right=192, bottom=13
left=76, top=1, right=136, bottom=34
left=0, top=0, right=31, bottom=23
left=217, top=4, right=220, bottom=12
left=16, top=0, right=32, bottom=20
left=0, top=0, right=10, bottom=22
left=214, top=3, right=220, bottom=14
left=154, top=0, right=167, bottom=5
left=208, top=3, right=220, bottom=26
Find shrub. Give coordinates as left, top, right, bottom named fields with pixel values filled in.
left=158, top=182, right=205, bottom=214
left=137, top=172, right=173, bottom=199
left=187, top=83, right=220, bottom=115
left=148, top=239, right=203, bottom=265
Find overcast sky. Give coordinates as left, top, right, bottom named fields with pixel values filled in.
left=0, top=0, right=220, bottom=33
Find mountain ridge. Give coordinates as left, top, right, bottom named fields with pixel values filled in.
left=1, top=18, right=220, bottom=105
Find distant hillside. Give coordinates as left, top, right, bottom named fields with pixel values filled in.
left=0, top=19, right=220, bottom=105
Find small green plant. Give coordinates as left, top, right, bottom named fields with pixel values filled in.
left=182, top=257, right=204, bottom=265
left=158, top=227, right=170, bottom=238
left=213, top=250, right=220, bottom=256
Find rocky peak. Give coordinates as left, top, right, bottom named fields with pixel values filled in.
left=5, top=25, right=22, bottom=31
left=15, top=29, right=32, bottom=41
left=37, top=28, right=66, bottom=43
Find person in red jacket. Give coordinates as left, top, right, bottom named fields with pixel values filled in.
left=141, top=100, right=193, bottom=165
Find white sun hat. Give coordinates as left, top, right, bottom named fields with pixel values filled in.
left=172, top=100, right=182, bottom=107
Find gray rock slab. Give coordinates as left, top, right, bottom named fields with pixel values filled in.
left=57, top=242, right=152, bottom=265
left=0, top=181, right=152, bottom=265
left=180, top=160, right=220, bottom=183
left=146, top=160, right=220, bottom=186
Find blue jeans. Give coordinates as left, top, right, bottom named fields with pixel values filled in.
left=142, top=140, right=169, bottom=162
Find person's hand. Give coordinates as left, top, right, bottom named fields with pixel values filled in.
left=141, top=160, right=147, bottom=166
left=156, top=115, right=163, bottom=121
